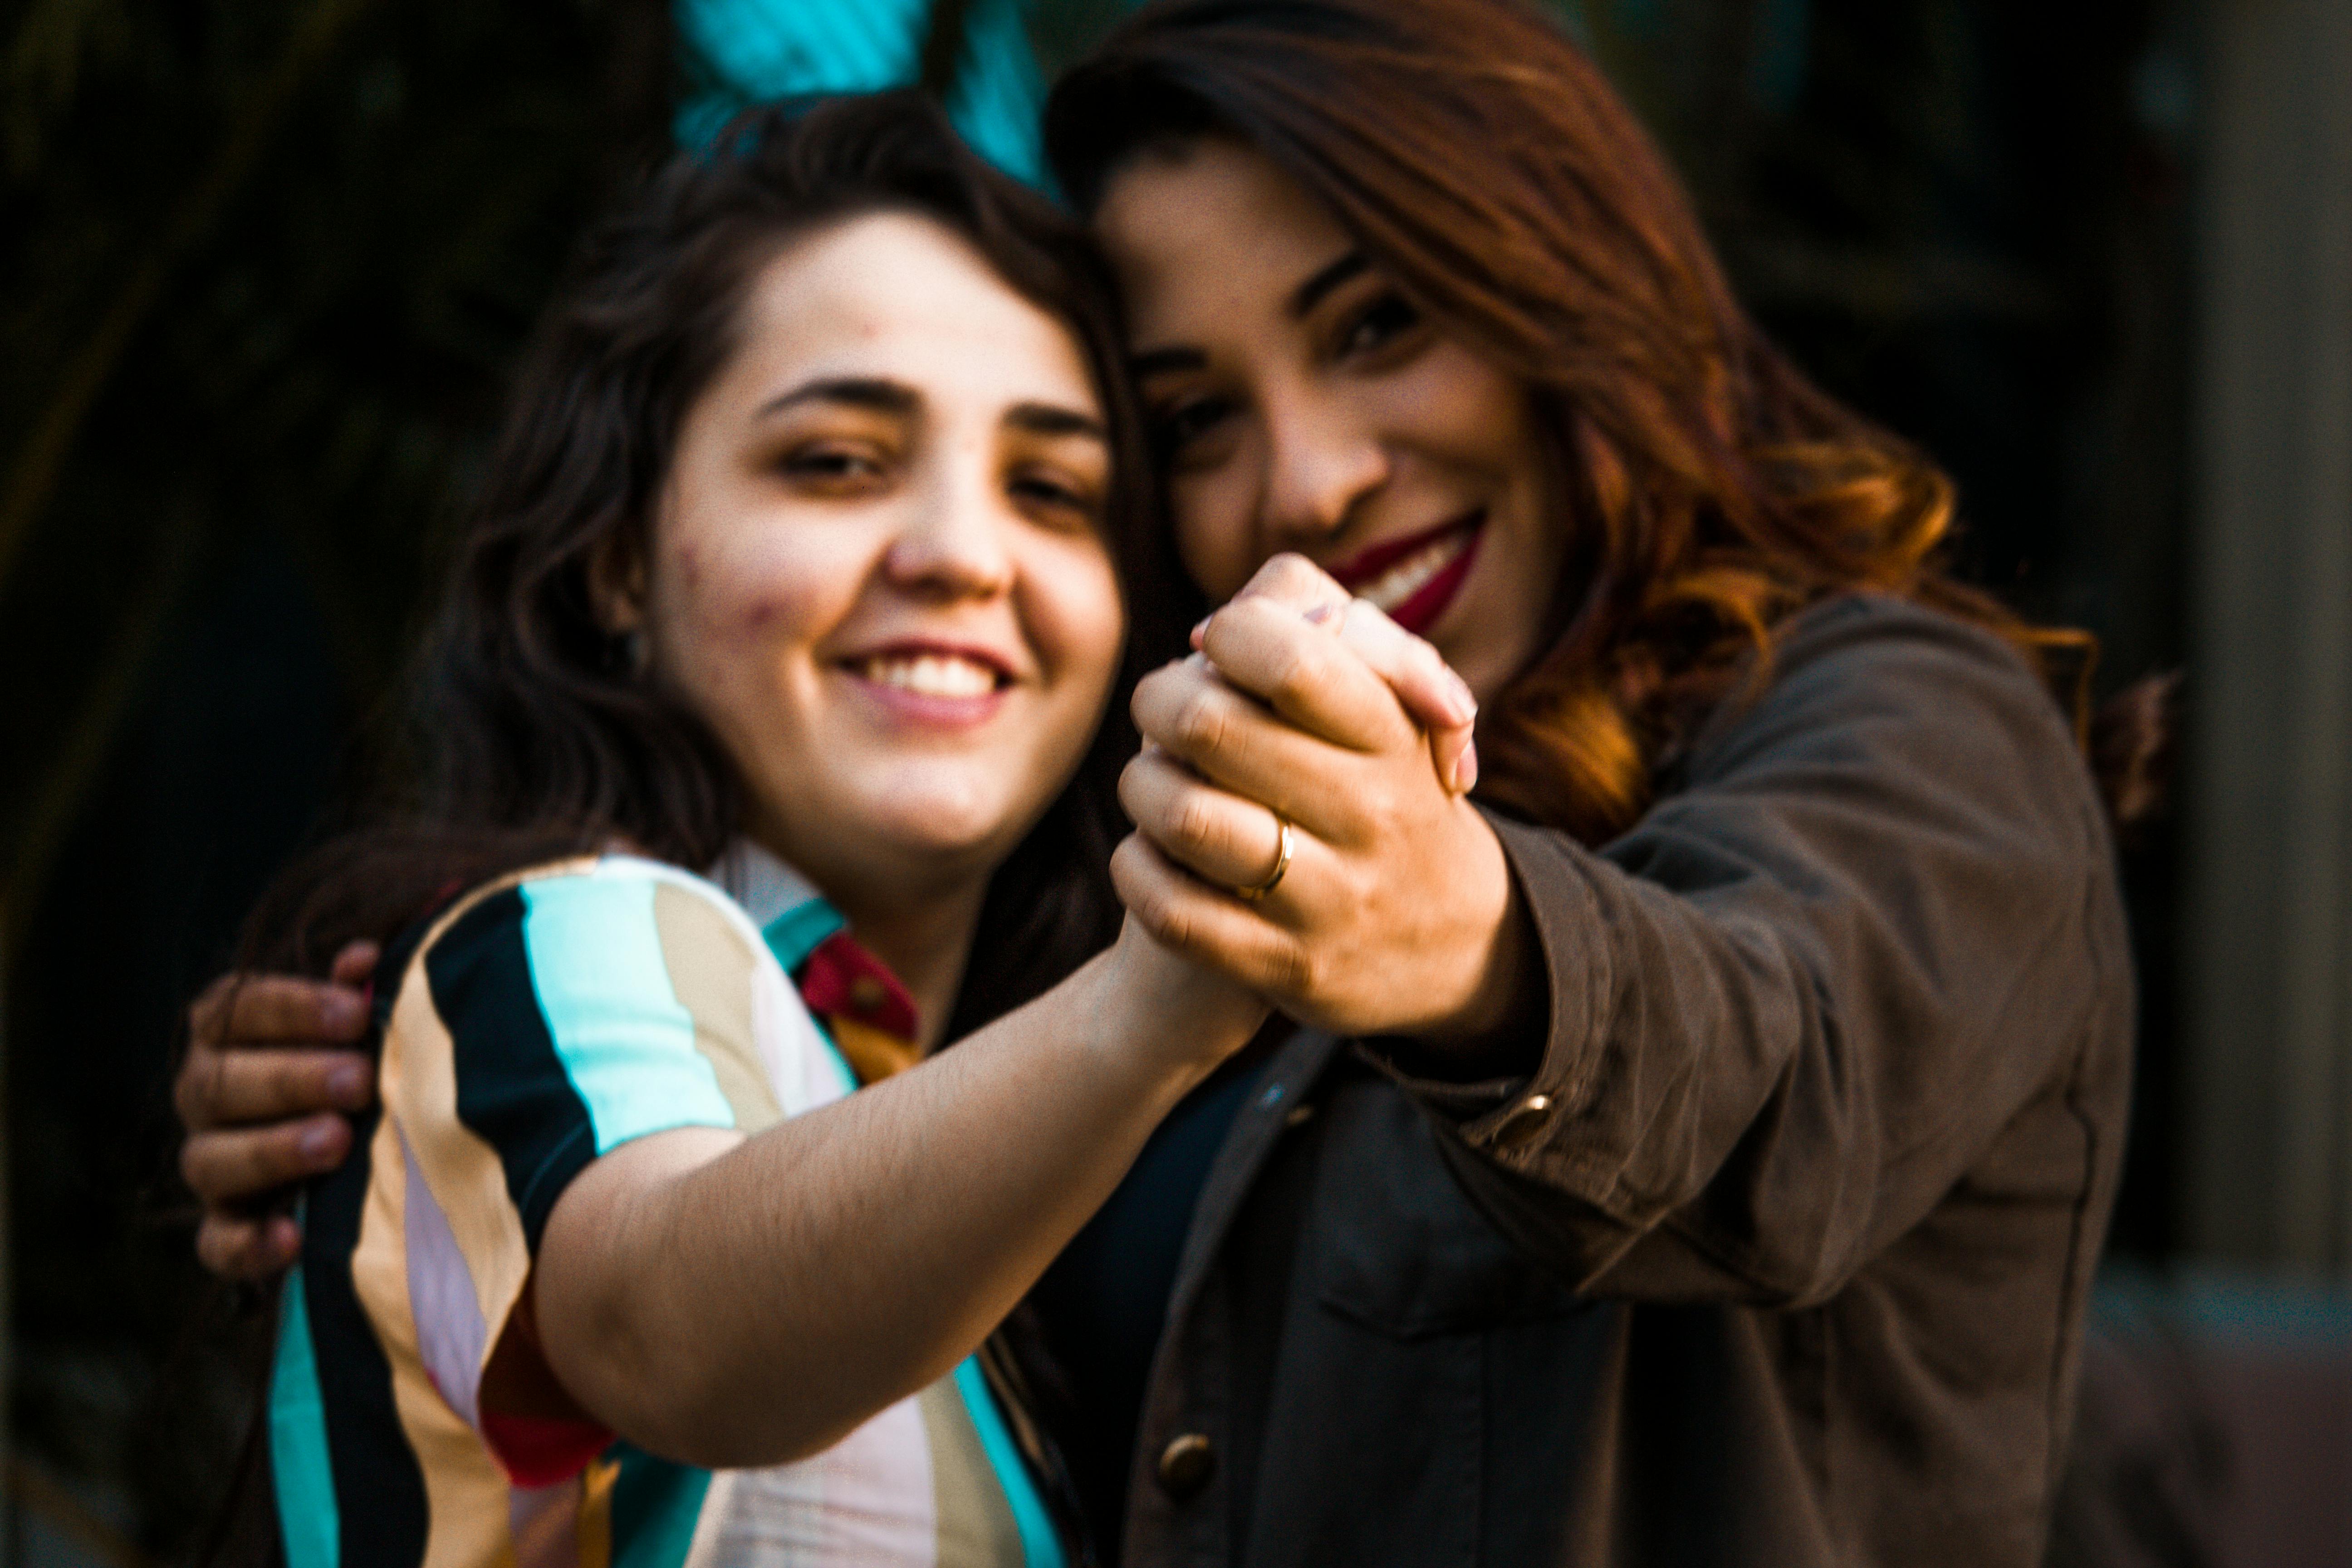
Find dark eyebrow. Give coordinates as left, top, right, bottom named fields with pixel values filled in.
left=1007, top=402, right=1107, bottom=441
left=1289, top=250, right=1368, bottom=318
left=755, top=376, right=919, bottom=420
left=1127, top=251, right=1371, bottom=381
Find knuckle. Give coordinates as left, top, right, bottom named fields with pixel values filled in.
left=171, top=1049, right=205, bottom=1125
left=1269, top=938, right=1316, bottom=999
left=1130, top=883, right=1176, bottom=942
left=1174, top=691, right=1229, bottom=755
left=188, top=1047, right=230, bottom=1129
left=1270, top=642, right=1323, bottom=709
left=194, top=1222, right=231, bottom=1275
left=187, top=977, right=231, bottom=1044
left=1258, top=552, right=1332, bottom=601
left=1154, top=901, right=1199, bottom=952
left=1171, top=792, right=1218, bottom=853
left=179, top=1138, right=208, bottom=1194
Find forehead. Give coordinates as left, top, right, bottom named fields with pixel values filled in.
left=1090, top=139, right=1353, bottom=338
left=715, top=209, right=1099, bottom=414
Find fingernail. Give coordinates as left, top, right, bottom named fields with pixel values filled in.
left=299, top=1121, right=342, bottom=1161
left=1454, top=739, right=1480, bottom=794
left=322, top=992, right=365, bottom=1033
left=1304, top=602, right=1337, bottom=624
left=1190, top=616, right=1210, bottom=648
left=327, top=1062, right=369, bottom=1105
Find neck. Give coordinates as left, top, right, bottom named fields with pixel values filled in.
left=738, top=812, right=1001, bottom=1054
left=825, top=876, right=990, bottom=1055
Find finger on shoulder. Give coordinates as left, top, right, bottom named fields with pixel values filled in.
left=179, top=1043, right=374, bottom=1130
left=181, top=1113, right=353, bottom=1208
left=329, top=940, right=382, bottom=987
left=196, top=1212, right=303, bottom=1281
left=205, top=972, right=370, bottom=1049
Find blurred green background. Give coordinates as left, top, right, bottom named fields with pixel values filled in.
left=0, top=0, right=2257, bottom=1557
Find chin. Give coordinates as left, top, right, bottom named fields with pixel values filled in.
left=869, top=779, right=1029, bottom=862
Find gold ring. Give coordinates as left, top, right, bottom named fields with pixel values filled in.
left=1234, top=812, right=1294, bottom=902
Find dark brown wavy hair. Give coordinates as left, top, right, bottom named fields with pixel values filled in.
left=241, top=90, right=1142, bottom=1033
left=1047, top=0, right=2164, bottom=843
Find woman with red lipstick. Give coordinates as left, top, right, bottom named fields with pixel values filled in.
left=1036, top=2, right=2144, bottom=1565
left=182, top=3, right=2152, bottom=1564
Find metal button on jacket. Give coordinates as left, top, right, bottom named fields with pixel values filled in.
left=1156, top=1433, right=1215, bottom=1500
left=1490, top=1093, right=1554, bottom=1149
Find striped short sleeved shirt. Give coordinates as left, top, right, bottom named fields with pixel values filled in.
left=269, top=847, right=1068, bottom=1568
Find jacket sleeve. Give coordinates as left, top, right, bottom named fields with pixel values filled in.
left=1381, top=594, right=2132, bottom=1307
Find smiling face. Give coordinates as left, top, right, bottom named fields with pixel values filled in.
left=616, top=210, right=1125, bottom=907
left=1092, top=138, right=1567, bottom=702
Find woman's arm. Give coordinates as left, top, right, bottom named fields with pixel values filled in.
left=1122, top=571, right=2131, bottom=1306
left=527, top=914, right=1264, bottom=1469
left=172, top=598, right=1473, bottom=1281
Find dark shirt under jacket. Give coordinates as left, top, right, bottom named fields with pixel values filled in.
left=1119, top=594, right=2135, bottom=1568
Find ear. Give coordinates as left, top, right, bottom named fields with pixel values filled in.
left=586, top=529, right=648, bottom=636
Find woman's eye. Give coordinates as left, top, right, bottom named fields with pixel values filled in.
left=1338, top=292, right=1422, bottom=358
left=781, top=444, right=885, bottom=482
left=1010, top=470, right=1103, bottom=524
left=1151, top=396, right=1234, bottom=455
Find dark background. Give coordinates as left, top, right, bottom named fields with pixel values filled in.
left=0, top=0, right=2210, bottom=1556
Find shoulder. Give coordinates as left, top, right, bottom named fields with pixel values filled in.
left=1683, top=593, right=2092, bottom=813
left=406, top=854, right=775, bottom=1007
left=384, top=853, right=821, bottom=1141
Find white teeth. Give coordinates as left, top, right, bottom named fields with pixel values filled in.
left=1358, top=530, right=1470, bottom=614
left=858, top=653, right=1000, bottom=698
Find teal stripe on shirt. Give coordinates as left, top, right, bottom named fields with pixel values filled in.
left=760, top=898, right=844, bottom=976
left=271, top=1265, right=340, bottom=1568
left=610, top=1446, right=712, bottom=1568
left=953, top=1357, right=1067, bottom=1568
left=518, top=872, right=738, bottom=1152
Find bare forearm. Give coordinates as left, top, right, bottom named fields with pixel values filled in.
left=536, top=938, right=1251, bottom=1466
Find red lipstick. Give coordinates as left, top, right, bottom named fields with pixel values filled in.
left=1324, top=512, right=1484, bottom=637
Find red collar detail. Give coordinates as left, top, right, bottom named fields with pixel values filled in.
left=794, top=929, right=921, bottom=1045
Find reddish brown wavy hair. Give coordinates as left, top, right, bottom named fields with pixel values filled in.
left=1048, top=0, right=2154, bottom=844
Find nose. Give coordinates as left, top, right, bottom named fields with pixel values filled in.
left=1260, top=378, right=1389, bottom=544
left=883, top=455, right=1016, bottom=601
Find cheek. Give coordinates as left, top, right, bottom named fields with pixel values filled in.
left=1385, top=347, right=1532, bottom=471
left=1169, top=478, right=1259, bottom=602
left=652, top=524, right=852, bottom=692
left=1020, top=543, right=1126, bottom=713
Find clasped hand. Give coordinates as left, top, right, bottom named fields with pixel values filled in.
left=1112, top=555, right=1532, bottom=1046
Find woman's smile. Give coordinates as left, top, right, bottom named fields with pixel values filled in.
left=613, top=208, right=1125, bottom=902
left=1092, top=137, right=1567, bottom=702
left=1325, top=509, right=1485, bottom=636
left=838, top=640, right=1018, bottom=727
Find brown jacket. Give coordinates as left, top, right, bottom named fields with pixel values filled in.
left=1120, top=595, right=2133, bottom=1567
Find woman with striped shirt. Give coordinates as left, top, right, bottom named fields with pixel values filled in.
left=211, top=91, right=1462, bottom=1567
